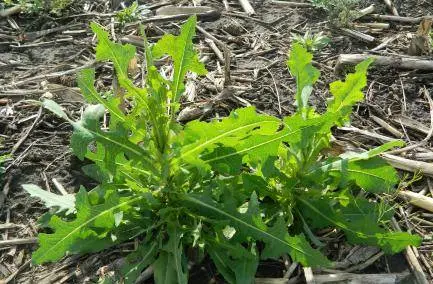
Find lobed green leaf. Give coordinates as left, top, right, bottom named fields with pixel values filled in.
left=33, top=188, right=146, bottom=264
left=327, top=58, right=374, bottom=125
left=298, top=193, right=422, bottom=253
left=287, top=43, right=320, bottom=111
left=152, top=15, right=207, bottom=101
left=22, top=184, right=75, bottom=215
left=91, top=22, right=136, bottom=83
left=182, top=191, right=330, bottom=267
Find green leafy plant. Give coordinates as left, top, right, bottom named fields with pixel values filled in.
left=310, top=0, right=360, bottom=27
left=290, top=30, right=330, bottom=52
left=23, top=16, right=421, bottom=284
left=115, top=1, right=139, bottom=25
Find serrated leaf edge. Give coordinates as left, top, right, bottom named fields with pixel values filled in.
left=34, top=195, right=145, bottom=264
left=183, top=195, right=321, bottom=262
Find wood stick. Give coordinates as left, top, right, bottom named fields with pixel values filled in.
left=354, top=4, right=376, bottom=20
left=223, top=45, right=232, bottom=86
left=382, top=153, right=433, bottom=176
left=197, top=25, right=225, bottom=47
left=405, top=247, right=430, bottom=284
left=313, top=272, right=410, bottom=283
left=0, top=5, right=22, bottom=18
left=120, top=35, right=146, bottom=47
left=412, top=152, right=433, bottom=161
left=399, top=190, right=433, bottom=213
left=4, top=259, right=31, bottom=284
left=391, top=218, right=429, bottom=284
left=344, top=252, right=384, bottom=272
left=255, top=279, right=287, bottom=284
left=355, top=22, right=390, bottom=29
left=339, top=126, right=396, bottom=142
left=136, top=266, right=154, bottom=283
left=11, top=107, right=43, bottom=155
left=156, top=5, right=218, bottom=16
left=340, top=28, right=375, bottom=43
left=369, top=14, right=421, bottom=23
left=127, top=8, right=221, bottom=25
left=370, top=34, right=399, bottom=52
left=205, top=39, right=224, bottom=63
left=387, top=88, right=433, bottom=155
left=270, top=1, right=314, bottom=8
left=0, top=223, right=19, bottom=230
left=52, top=178, right=69, bottom=196
left=223, top=0, right=230, bottom=10
left=335, top=54, right=433, bottom=72
left=393, top=116, right=430, bottom=135
left=0, top=238, right=38, bottom=247
left=382, top=0, right=399, bottom=16
left=370, top=115, right=403, bottom=138
left=238, top=0, right=255, bottom=15
left=304, top=267, right=314, bottom=284
left=284, top=261, right=299, bottom=278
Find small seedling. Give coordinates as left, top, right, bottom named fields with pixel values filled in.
left=310, top=0, right=360, bottom=27
left=116, top=1, right=139, bottom=25
left=23, top=16, right=420, bottom=284
left=290, top=30, right=330, bottom=52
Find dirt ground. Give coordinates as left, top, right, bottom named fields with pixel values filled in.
left=1, top=0, right=433, bottom=283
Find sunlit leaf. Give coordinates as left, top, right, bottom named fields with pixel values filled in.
left=22, top=184, right=75, bottom=214
left=153, top=15, right=207, bottom=101
left=298, top=193, right=421, bottom=253
left=327, top=58, right=374, bottom=125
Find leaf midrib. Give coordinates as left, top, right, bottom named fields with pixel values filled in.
left=79, top=76, right=125, bottom=123
left=184, top=195, right=313, bottom=258
left=173, top=21, right=193, bottom=100
left=297, top=197, right=409, bottom=242
left=35, top=195, right=144, bottom=263
left=172, top=226, right=185, bottom=283
left=98, top=28, right=128, bottom=81
left=76, top=124, right=143, bottom=157
left=124, top=243, right=157, bottom=280
left=178, top=120, right=280, bottom=161
left=330, top=75, right=364, bottom=114
left=198, top=120, right=319, bottom=164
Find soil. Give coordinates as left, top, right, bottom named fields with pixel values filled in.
left=1, top=0, right=433, bottom=283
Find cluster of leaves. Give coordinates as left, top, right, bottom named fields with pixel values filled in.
left=23, top=16, right=421, bottom=284
left=115, top=1, right=139, bottom=25
left=290, top=30, right=330, bottom=52
left=310, top=0, right=360, bottom=27
left=3, top=0, right=72, bottom=14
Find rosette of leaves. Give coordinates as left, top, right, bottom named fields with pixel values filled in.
left=268, top=43, right=421, bottom=255
left=290, top=30, right=330, bottom=52
left=23, top=16, right=420, bottom=284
